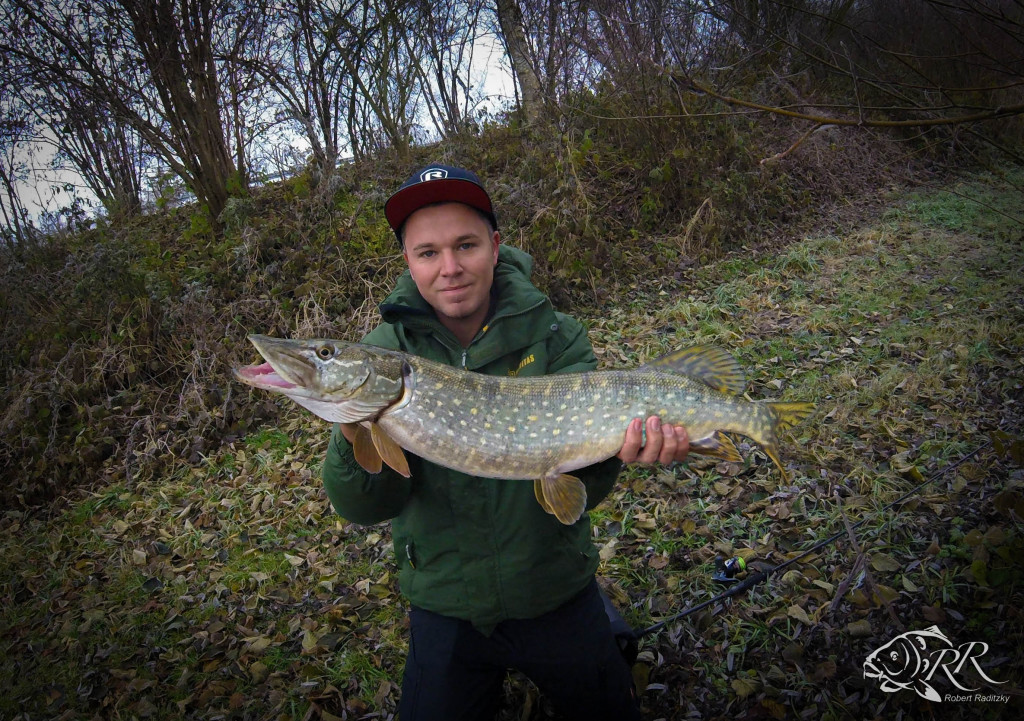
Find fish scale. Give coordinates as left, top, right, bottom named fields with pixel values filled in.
left=235, top=335, right=815, bottom=524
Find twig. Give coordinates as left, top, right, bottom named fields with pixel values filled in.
left=760, top=123, right=830, bottom=165
left=665, top=72, right=1024, bottom=129
left=835, top=490, right=905, bottom=632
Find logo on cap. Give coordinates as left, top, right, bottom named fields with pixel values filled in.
left=420, top=168, right=448, bottom=182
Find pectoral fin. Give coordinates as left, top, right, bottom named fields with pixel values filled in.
left=370, top=423, right=410, bottom=478
left=352, top=424, right=383, bottom=474
left=536, top=473, right=587, bottom=525
left=689, top=431, right=743, bottom=463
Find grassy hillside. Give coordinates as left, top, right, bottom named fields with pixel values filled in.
left=2, top=163, right=1021, bottom=719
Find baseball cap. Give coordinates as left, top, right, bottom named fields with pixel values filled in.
left=384, top=164, right=497, bottom=242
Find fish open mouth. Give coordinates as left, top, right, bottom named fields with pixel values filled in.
left=234, top=362, right=298, bottom=391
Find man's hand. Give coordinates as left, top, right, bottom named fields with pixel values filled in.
left=617, top=416, right=689, bottom=466
left=338, top=422, right=358, bottom=443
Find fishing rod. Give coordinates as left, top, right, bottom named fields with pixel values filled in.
left=634, top=440, right=993, bottom=639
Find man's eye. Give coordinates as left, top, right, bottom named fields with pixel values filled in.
left=420, top=250, right=435, bottom=258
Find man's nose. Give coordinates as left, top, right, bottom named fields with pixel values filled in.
left=439, top=250, right=461, bottom=276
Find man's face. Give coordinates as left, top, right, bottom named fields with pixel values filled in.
left=402, top=202, right=500, bottom=340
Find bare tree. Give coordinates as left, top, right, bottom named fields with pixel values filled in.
left=493, top=0, right=545, bottom=121
left=227, top=0, right=357, bottom=185
left=336, top=0, right=418, bottom=160
left=2, top=0, right=252, bottom=230
left=30, top=83, right=146, bottom=218
left=402, top=0, right=487, bottom=138
left=0, top=112, right=37, bottom=248
left=491, top=0, right=597, bottom=120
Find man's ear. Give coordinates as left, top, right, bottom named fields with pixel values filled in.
left=492, top=231, right=500, bottom=264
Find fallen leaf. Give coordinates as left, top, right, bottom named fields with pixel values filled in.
left=788, top=604, right=812, bottom=625
left=846, top=619, right=873, bottom=637
left=870, top=553, right=900, bottom=572
left=731, top=676, right=760, bottom=699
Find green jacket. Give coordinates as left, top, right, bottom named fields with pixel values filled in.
left=322, top=245, right=622, bottom=632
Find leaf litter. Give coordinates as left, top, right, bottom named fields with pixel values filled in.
left=2, top=171, right=1023, bottom=720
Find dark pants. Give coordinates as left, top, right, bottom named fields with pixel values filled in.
left=398, top=580, right=642, bottom=721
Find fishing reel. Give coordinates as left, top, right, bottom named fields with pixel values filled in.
left=712, top=555, right=747, bottom=584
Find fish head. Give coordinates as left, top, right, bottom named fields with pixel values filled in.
left=864, top=636, right=919, bottom=685
left=235, top=335, right=405, bottom=423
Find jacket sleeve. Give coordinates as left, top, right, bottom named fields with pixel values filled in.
left=547, top=312, right=623, bottom=509
left=322, top=423, right=412, bottom=525
left=321, top=323, right=413, bottom=525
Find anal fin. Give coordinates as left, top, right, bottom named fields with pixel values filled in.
left=536, top=473, right=587, bottom=525
left=689, top=431, right=743, bottom=463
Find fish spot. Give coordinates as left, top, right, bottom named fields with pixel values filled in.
left=528, top=415, right=539, bottom=422
left=484, top=422, right=492, bottom=429
left=470, top=408, right=478, bottom=415
left=508, top=425, right=517, bottom=432
left=552, top=429, right=561, bottom=436
left=570, top=415, right=578, bottom=422
left=585, top=419, right=594, bottom=426
left=618, top=415, right=627, bottom=421
left=587, top=406, right=595, bottom=413
left=428, top=412, right=436, bottom=419
left=433, top=382, right=443, bottom=389
left=556, top=416, right=564, bottom=423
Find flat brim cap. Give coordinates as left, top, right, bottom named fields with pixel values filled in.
left=385, top=164, right=497, bottom=237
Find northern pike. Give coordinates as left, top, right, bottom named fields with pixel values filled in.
left=235, top=335, right=813, bottom=525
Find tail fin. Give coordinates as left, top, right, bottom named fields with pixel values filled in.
left=763, top=402, right=815, bottom=480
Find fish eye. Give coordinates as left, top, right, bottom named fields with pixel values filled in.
left=890, top=651, right=899, bottom=661
left=316, top=344, right=334, bottom=360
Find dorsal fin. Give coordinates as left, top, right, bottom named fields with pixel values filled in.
left=640, top=345, right=745, bottom=395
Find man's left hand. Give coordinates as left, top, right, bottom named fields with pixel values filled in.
left=617, top=416, right=689, bottom=466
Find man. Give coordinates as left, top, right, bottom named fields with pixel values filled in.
left=322, top=164, right=689, bottom=720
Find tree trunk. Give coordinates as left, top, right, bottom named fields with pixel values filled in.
left=493, top=0, right=542, bottom=123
